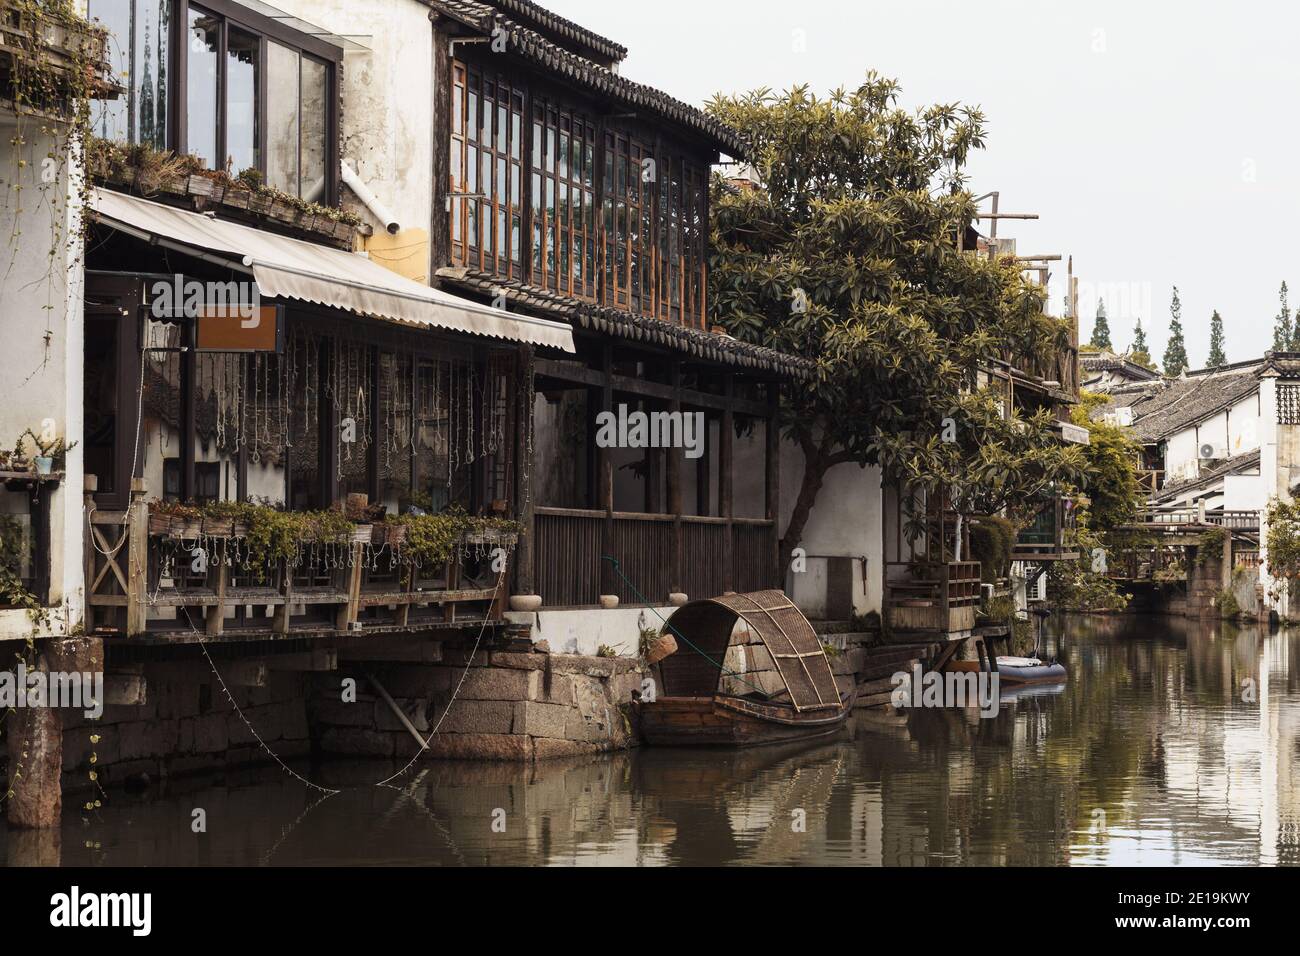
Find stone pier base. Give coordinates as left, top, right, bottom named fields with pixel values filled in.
left=310, top=647, right=643, bottom=761
left=5, top=637, right=102, bottom=829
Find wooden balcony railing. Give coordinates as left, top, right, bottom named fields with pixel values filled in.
left=533, top=507, right=776, bottom=607
left=883, top=560, right=981, bottom=634
left=85, top=481, right=510, bottom=640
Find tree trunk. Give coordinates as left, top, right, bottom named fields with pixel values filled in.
left=779, top=439, right=831, bottom=577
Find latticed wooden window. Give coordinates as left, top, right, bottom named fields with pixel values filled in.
left=1278, top=384, right=1300, bottom=424
left=450, top=62, right=524, bottom=277
left=531, top=100, right=597, bottom=298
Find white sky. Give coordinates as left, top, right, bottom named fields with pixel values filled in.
left=551, top=0, right=1300, bottom=368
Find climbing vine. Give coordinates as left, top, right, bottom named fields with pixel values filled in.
left=1, top=0, right=111, bottom=373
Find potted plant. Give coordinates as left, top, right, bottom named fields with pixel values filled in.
left=17, top=430, right=76, bottom=476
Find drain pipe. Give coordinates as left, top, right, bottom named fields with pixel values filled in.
left=342, top=161, right=400, bottom=235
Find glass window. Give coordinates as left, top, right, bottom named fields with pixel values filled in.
left=266, top=42, right=300, bottom=195
left=89, top=0, right=171, bottom=148
left=300, top=57, right=328, bottom=202
left=225, top=27, right=259, bottom=176
left=186, top=6, right=219, bottom=169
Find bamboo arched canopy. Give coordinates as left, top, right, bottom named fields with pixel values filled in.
left=658, top=590, right=841, bottom=713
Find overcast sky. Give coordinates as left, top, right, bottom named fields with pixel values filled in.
left=553, top=0, right=1298, bottom=369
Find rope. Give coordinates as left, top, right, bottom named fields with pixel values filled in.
left=600, top=555, right=771, bottom=700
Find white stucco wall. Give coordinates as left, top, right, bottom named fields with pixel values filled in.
left=0, top=122, right=85, bottom=640
left=777, top=439, right=883, bottom=619
left=506, top=604, right=677, bottom=657
left=274, top=0, right=434, bottom=271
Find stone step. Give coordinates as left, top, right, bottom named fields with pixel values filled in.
left=857, top=676, right=902, bottom=696
left=855, top=689, right=900, bottom=709
left=857, top=658, right=922, bottom=682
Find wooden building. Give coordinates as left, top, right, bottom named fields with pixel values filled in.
left=425, top=0, right=811, bottom=619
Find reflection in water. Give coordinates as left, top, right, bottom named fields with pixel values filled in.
left=3, top=615, right=1298, bottom=866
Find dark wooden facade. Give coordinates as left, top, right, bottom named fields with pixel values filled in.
left=428, top=2, right=809, bottom=608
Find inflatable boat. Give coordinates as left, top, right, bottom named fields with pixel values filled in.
left=946, top=656, right=1068, bottom=686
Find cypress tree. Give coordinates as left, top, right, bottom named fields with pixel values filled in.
left=1131, top=318, right=1154, bottom=370
left=1274, top=281, right=1292, bottom=352
left=1162, top=286, right=1189, bottom=376
left=1089, top=299, right=1113, bottom=350
left=1207, top=310, right=1226, bottom=367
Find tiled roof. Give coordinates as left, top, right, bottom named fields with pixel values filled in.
left=435, top=267, right=814, bottom=378
left=485, top=0, right=627, bottom=63
left=1120, top=365, right=1263, bottom=443
left=1150, top=449, right=1260, bottom=504
left=429, top=0, right=745, bottom=156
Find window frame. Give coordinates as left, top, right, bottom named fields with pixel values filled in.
left=447, top=53, right=713, bottom=329
left=167, top=0, right=341, bottom=204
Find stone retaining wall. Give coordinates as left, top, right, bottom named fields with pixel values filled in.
left=310, top=647, right=643, bottom=761
left=60, top=663, right=312, bottom=793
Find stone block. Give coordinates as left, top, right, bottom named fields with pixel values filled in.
left=421, top=732, right=532, bottom=761
left=319, top=726, right=396, bottom=757
left=455, top=667, right=540, bottom=701
left=191, top=713, right=229, bottom=753
left=513, top=700, right=573, bottom=740
left=433, top=699, right=515, bottom=735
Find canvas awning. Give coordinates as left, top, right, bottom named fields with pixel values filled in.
left=90, top=188, right=575, bottom=353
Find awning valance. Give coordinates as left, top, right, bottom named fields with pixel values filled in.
left=90, top=188, right=575, bottom=353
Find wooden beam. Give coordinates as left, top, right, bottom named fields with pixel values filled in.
left=535, top=357, right=768, bottom=417
left=337, top=639, right=444, bottom=663
left=264, top=648, right=338, bottom=672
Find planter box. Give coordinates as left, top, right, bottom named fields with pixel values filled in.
left=372, top=524, right=407, bottom=548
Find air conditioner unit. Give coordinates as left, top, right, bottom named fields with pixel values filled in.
left=1199, top=443, right=1227, bottom=460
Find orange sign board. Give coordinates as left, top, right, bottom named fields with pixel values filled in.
left=195, top=304, right=281, bottom=352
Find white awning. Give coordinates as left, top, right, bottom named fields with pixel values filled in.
left=90, top=188, right=575, bottom=353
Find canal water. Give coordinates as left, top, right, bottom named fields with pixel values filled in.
left=4, top=614, right=1298, bottom=866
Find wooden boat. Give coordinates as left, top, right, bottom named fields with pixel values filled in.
left=946, top=656, right=1068, bottom=686
left=637, top=590, right=856, bottom=748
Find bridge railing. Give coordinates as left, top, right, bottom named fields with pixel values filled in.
left=1132, top=506, right=1259, bottom=530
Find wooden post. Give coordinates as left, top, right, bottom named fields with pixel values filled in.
left=83, top=474, right=97, bottom=633
left=272, top=555, right=293, bottom=635
left=765, top=381, right=781, bottom=589
left=598, top=343, right=615, bottom=598
left=126, top=477, right=148, bottom=637
left=205, top=560, right=228, bottom=637
left=336, top=494, right=368, bottom=631
left=721, top=374, right=734, bottom=592
left=515, top=346, right=536, bottom=596
left=429, top=15, right=452, bottom=273
left=668, top=361, right=683, bottom=594
left=1222, top=528, right=1233, bottom=590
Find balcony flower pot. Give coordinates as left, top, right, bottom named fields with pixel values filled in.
left=349, top=524, right=373, bottom=546
left=33, top=456, right=53, bottom=475
left=598, top=594, right=619, bottom=609
left=668, top=592, right=688, bottom=606
left=509, top=594, right=542, bottom=612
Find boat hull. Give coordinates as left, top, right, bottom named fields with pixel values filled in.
left=947, top=658, right=1068, bottom=686
left=637, top=690, right=856, bottom=748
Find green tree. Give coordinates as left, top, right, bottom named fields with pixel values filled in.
left=1274, top=282, right=1292, bottom=352
left=707, top=77, right=1086, bottom=567
left=1089, top=299, right=1112, bottom=350
left=1130, top=318, right=1154, bottom=369
left=1207, top=309, right=1226, bottom=367
left=1162, top=285, right=1189, bottom=376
